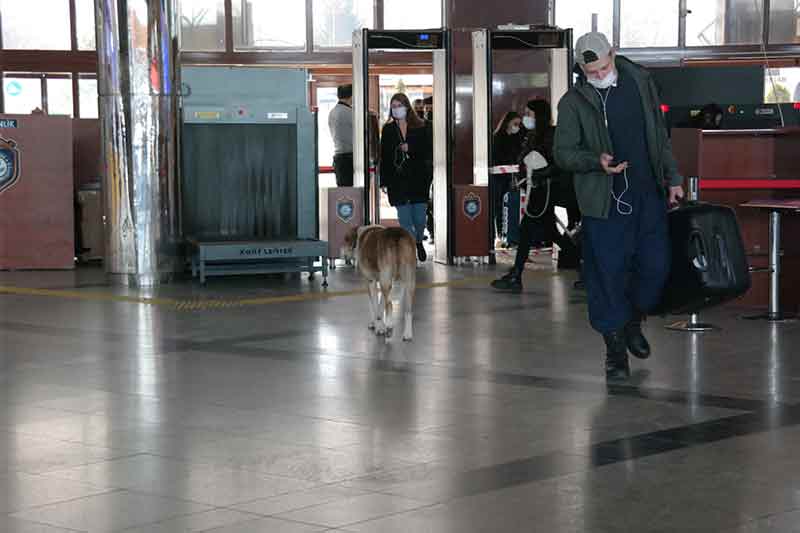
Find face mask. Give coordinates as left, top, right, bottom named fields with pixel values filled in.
left=392, top=107, right=407, bottom=120
left=508, top=125, right=520, bottom=135
left=588, top=68, right=618, bottom=89
left=522, top=116, right=536, bottom=130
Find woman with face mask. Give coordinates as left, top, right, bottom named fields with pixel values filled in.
left=491, top=112, right=525, bottom=246
left=491, top=99, right=582, bottom=293
left=379, top=93, right=433, bottom=262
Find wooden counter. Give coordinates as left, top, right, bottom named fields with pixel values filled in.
left=672, top=128, right=800, bottom=312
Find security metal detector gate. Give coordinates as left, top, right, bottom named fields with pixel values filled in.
left=353, top=29, right=454, bottom=264
left=472, top=27, right=573, bottom=259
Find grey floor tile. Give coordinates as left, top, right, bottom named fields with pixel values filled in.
left=10, top=490, right=212, bottom=532
left=275, top=492, right=429, bottom=528
left=0, top=471, right=111, bottom=513
left=202, top=517, right=325, bottom=532
left=0, top=516, right=85, bottom=532
left=233, top=485, right=369, bottom=516
left=111, top=509, right=262, bottom=532
left=43, top=454, right=315, bottom=506
left=724, top=510, right=800, bottom=532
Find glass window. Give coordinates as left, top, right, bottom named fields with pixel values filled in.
left=2, top=75, right=43, bottom=114
left=686, top=0, right=763, bottom=46
left=75, top=0, right=97, bottom=50
left=769, top=0, right=800, bottom=44
left=0, top=0, right=71, bottom=50
left=765, top=67, right=800, bottom=103
left=180, top=0, right=225, bottom=51
left=232, top=0, right=307, bottom=50
left=313, top=0, right=373, bottom=49
left=46, top=76, right=74, bottom=117
left=79, top=76, right=100, bottom=119
left=384, top=0, right=442, bottom=30
left=620, top=0, right=679, bottom=48
left=555, top=0, right=613, bottom=46
left=687, top=0, right=761, bottom=46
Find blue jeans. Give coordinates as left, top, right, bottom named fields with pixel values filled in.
left=396, top=202, right=427, bottom=243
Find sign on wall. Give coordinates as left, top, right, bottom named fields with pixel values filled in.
left=0, top=137, right=21, bottom=194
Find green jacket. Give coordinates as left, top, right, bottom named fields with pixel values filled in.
left=553, top=56, right=684, bottom=219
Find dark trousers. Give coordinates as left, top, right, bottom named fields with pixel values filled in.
left=581, top=178, right=670, bottom=334
left=333, top=153, right=354, bottom=187
left=512, top=209, right=580, bottom=273
left=553, top=180, right=582, bottom=230
left=491, top=175, right=512, bottom=239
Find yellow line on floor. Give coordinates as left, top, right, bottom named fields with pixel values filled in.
left=0, top=273, right=511, bottom=311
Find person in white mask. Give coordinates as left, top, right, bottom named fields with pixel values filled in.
left=490, top=111, right=525, bottom=246
left=553, top=32, right=685, bottom=381
left=379, top=93, right=433, bottom=262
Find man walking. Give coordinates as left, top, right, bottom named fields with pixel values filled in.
left=554, top=32, right=684, bottom=380
left=329, top=84, right=354, bottom=187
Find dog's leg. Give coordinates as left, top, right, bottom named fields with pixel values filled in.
left=402, top=277, right=415, bottom=342
left=379, top=278, right=393, bottom=341
left=372, top=281, right=386, bottom=335
left=367, top=281, right=379, bottom=332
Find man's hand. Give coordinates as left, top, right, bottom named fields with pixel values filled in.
left=668, top=185, right=685, bottom=207
left=600, top=153, right=628, bottom=174
left=400, top=143, right=409, bottom=153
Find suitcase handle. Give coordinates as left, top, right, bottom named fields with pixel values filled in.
left=689, top=231, right=709, bottom=272
left=716, top=233, right=736, bottom=283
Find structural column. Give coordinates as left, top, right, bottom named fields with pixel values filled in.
left=95, top=0, right=181, bottom=286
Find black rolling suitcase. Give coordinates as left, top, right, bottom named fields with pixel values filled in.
left=655, top=202, right=751, bottom=315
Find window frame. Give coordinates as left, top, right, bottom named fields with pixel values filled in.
left=554, top=0, right=800, bottom=64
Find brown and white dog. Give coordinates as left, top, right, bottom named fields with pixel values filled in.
left=342, top=225, right=417, bottom=342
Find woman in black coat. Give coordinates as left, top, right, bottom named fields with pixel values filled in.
left=491, top=99, right=581, bottom=293
left=491, top=111, right=525, bottom=244
left=380, top=92, right=433, bottom=261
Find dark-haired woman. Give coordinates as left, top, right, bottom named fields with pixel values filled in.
left=491, top=99, right=581, bottom=293
left=379, top=93, right=433, bottom=262
left=491, top=111, right=525, bottom=245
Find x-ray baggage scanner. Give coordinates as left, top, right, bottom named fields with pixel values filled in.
left=181, top=67, right=328, bottom=285
left=353, top=29, right=455, bottom=264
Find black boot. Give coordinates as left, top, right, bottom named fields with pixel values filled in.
left=417, top=242, right=427, bottom=262
left=603, top=331, right=630, bottom=381
left=491, top=269, right=523, bottom=293
left=624, top=313, right=651, bottom=359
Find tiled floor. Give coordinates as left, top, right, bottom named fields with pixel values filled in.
left=1, top=262, right=800, bottom=532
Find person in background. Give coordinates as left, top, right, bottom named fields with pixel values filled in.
left=523, top=100, right=582, bottom=233
left=490, top=111, right=525, bottom=246
left=422, top=95, right=435, bottom=242
left=491, top=99, right=580, bottom=293
left=694, top=103, right=724, bottom=130
left=413, top=98, right=425, bottom=118
left=380, top=93, right=433, bottom=262
left=554, top=32, right=684, bottom=380
left=423, top=96, right=433, bottom=121
left=328, top=84, right=354, bottom=187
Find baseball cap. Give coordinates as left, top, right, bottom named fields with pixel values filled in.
left=575, top=32, right=612, bottom=65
